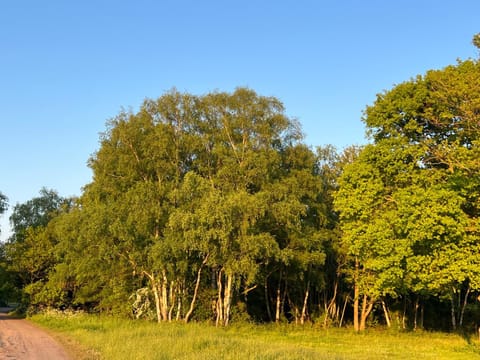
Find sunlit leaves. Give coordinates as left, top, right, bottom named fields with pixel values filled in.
left=336, top=58, right=480, bottom=328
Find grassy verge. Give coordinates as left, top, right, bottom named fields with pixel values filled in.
left=31, top=313, right=480, bottom=360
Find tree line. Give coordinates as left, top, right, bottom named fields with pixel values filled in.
left=1, top=44, right=479, bottom=332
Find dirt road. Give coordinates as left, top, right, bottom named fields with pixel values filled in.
left=0, top=308, right=71, bottom=360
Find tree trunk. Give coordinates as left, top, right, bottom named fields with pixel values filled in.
left=215, top=269, right=234, bottom=327
left=459, top=285, right=470, bottom=328
left=161, top=270, right=168, bottom=321
left=185, top=254, right=209, bottom=323
left=323, top=280, right=338, bottom=328
left=353, top=258, right=360, bottom=332
left=152, top=279, right=162, bottom=323
left=223, top=274, right=233, bottom=326
left=216, top=269, right=224, bottom=327
left=176, top=295, right=182, bottom=321
left=264, top=276, right=272, bottom=322
left=286, top=294, right=299, bottom=325
left=359, top=294, right=374, bottom=331
left=144, top=271, right=162, bottom=323
left=168, top=281, right=176, bottom=321
left=381, top=299, right=391, bottom=328
left=450, top=293, right=457, bottom=331
left=420, top=302, right=424, bottom=329
left=300, top=281, right=310, bottom=325
left=281, top=280, right=288, bottom=320
left=339, top=295, right=349, bottom=328
left=414, top=297, right=419, bottom=331
left=275, top=272, right=282, bottom=323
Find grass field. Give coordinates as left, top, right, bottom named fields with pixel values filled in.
left=30, top=313, right=480, bottom=360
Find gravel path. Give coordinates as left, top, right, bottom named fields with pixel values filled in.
left=0, top=308, right=71, bottom=360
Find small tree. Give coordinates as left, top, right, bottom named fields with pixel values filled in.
left=0, top=192, right=7, bottom=216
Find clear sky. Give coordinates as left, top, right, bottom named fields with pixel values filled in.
left=1, top=0, right=479, bottom=241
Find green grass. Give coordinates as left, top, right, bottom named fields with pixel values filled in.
left=30, top=313, right=480, bottom=360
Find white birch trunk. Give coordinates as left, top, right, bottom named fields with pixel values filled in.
left=223, top=274, right=234, bottom=326
left=143, top=271, right=162, bottom=323
left=151, top=277, right=162, bottom=323
left=185, top=254, right=209, bottom=323
left=216, top=269, right=223, bottom=327
left=275, top=273, right=282, bottom=323
left=451, top=294, right=457, bottom=330
left=460, top=286, right=470, bottom=328
left=161, top=270, right=169, bottom=321
left=381, top=300, right=391, bottom=328
left=300, top=281, right=310, bottom=325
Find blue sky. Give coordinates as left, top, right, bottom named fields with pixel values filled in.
left=1, top=0, right=479, bottom=240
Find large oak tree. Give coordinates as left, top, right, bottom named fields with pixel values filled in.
left=335, top=58, right=480, bottom=331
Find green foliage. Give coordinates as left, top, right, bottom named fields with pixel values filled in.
left=9, top=188, right=68, bottom=243
left=3, top=189, right=72, bottom=311
left=6, top=51, right=480, bottom=331
left=0, top=191, right=7, bottom=216
left=0, top=192, right=18, bottom=304
left=26, top=88, right=332, bottom=326
left=0, top=191, right=9, bottom=302
left=473, top=33, right=480, bottom=51
left=335, top=56, right=480, bottom=330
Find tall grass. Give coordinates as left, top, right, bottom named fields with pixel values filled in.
left=31, top=312, right=480, bottom=360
